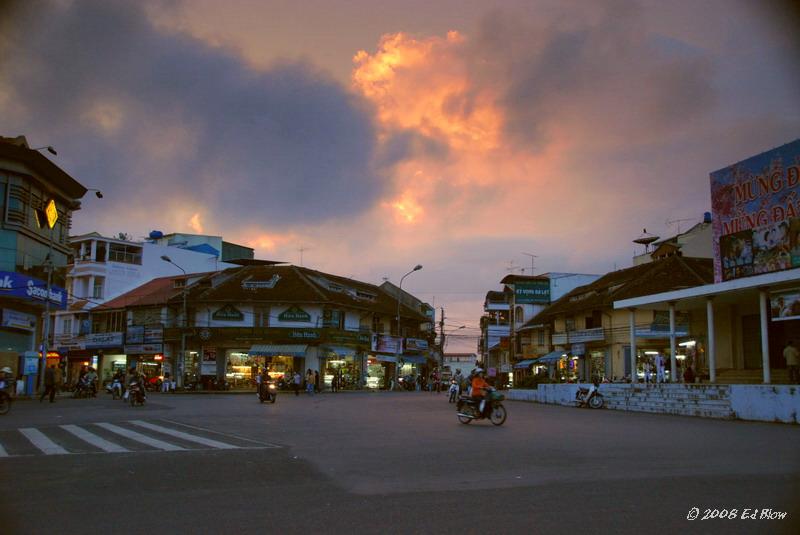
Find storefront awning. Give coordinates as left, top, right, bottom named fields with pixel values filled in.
left=513, top=359, right=537, bottom=369
left=401, top=355, right=426, bottom=364
left=536, top=350, right=567, bottom=363
left=248, top=344, right=308, bottom=357
left=321, top=346, right=356, bottom=358
left=374, top=355, right=397, bottom=363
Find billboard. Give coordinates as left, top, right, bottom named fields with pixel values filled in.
left=770, top=289, right=800, bottom=322
left=710, top=139, right=800, bottom=282
left=514, top=280, right=551, bottom=304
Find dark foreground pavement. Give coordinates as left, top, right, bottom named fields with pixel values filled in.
left=1, top=391, right=798, bottom=535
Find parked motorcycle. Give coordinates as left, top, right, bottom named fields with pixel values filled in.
left=575, top=381, right=604, bottom=409
left=456, top=387, right=507, bottom=425
left=259, top=381, right=277, bottom=403
left=128, top=381, right=146, bottom=406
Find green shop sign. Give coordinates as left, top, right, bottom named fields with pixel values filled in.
left=212, top=304, right=244, bottom=321
left=278, top=306, right=312, bottom=322
left=515, top=280, right=550, bottom=304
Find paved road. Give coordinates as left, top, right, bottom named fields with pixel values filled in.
left=0, top=391, right=798, bottom=534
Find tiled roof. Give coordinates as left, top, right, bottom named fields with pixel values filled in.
left=499, top=274, right=549, bottom=284
left=94, top=276, right=185, bottom=311
left=527, top=256, right=713, bottom=324
left=171, top=265, right=428, bottom=320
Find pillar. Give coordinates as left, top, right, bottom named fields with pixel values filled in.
left=629, top=308, right=637, bottom=383
left=706, top=298, right=716, bottom=383
left=669, top=302, right=677, bottom=382
left=759, top=289, right=771, bottom=384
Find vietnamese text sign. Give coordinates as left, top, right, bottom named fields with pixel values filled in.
left=711, top=139, right=800, bottom=282
left=0, top=271, right=66, bottom=309
left=514, top=280, right=550, bottom=304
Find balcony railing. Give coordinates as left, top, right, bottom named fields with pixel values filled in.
left=568, top=327, right=605, bottom=343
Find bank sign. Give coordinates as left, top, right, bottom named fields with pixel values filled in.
left=711, top=139, right=800, bottom=282
left=0, top=271, right=66, bottom=309
left=514, top=280, right=550, bottom=304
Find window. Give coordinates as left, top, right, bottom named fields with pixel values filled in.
left=565, top=317, right=575, bottom=331
left=323, top=309, right=344, bottom=329
left=62, top=318, right=72, bottom=335
left=92, top=277, right=104, bottom=299
left=537, top=329, right=545, bottom=346
left=372, top=315, right=384, bottom=334
left=108, top=243, right=142, bottom=264
left=515, top=306, right=524, bottom=324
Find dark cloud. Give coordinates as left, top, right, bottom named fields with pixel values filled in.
left=0, top=0, right=380, bottom=228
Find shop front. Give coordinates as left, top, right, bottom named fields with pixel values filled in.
left=320, top=346, right=363, bottom=390
left=246, top=344, right=309, bottom=389
left=125, top=342, right=167, bottom=387
left=366, top=355, right=395, bottom=389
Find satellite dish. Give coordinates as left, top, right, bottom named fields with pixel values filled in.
left=633, top=228, right=659, bottom=252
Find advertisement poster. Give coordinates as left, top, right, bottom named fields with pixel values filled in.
left=201, top=348, right=217, bottom=375
left=710, top=139, right=800, bottom=282
left=770, top=289, right=800, bottom=321
left=371, top=334, right=403, bottom=354
left=514, top=280, right=551, bottom=304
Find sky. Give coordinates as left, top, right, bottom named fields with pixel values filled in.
left=1, top=0, right=799, bottom=351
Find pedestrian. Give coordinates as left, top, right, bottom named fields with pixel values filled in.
left=255, top=367, right=263, bottom=397
left=293, top=370, right=301, bottom=396
left=655, top=354, right=665, bottom=384
left=162, top=372, right=171, bottom=393
left=314, top=370, right=320, bottom=393
left=643, top=360, right=652, bottom=385
left=40, top=364, right=57, bottom=403
left=306, top=369, right=315, bottom=395
left=783, top=340, right=799, bottom=383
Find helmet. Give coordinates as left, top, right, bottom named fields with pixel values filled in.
left=474, top=367, right=484, bottom=375
left=0, top=366, right=12, bottom=374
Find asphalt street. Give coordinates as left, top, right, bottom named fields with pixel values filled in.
left=0, top=389, right=798, bottom=535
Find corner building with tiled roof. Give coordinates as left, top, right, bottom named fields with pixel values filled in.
left=93, top=263, right=434, bottom=390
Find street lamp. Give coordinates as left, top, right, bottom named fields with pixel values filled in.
left=86, top=189, right=103, bottom=198
left=394, top=264, right=422, bottom=390
left=161, top=255, right=187, bottom=388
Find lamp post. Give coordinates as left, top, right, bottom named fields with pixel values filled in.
left=161, top=255, right=187, bottom=388
left=394, top=264, right=422, bottom=390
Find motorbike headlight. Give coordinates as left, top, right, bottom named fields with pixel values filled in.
left=268, top=384, right=276, bottom=390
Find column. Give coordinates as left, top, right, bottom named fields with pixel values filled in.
left=669, top=302, right=677, bottom=382
left=90, top=240, right=97, bottom=262
left=629, top=308, right=637, bottom=383
left=759, top=289, right=771, bottom=384
left=706, top=298, right=716, bottom=383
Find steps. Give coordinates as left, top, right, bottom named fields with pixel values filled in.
left=715, top=369, right=792, bottom=384
left=599, top=384, right=734, bottom=419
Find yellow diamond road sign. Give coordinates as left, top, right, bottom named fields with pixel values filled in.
left=45, top=199, right=58, bottom=228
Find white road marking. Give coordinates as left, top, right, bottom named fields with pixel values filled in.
left=129, top=420, right=238, bottom=449
left=0, top=443, right=7, bottom=457
left=160, top=418, right=281, bottom=447
left=60, top=424, right=130, bottom=453
left=95, top=422, right=184, bottom=451
left=20, top=428, right=69, bottom=455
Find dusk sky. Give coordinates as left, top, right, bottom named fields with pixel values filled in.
left=2, top=0, right=799, bottom=351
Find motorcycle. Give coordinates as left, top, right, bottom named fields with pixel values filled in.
left=106, top=379, right=123, bottom=399
left=128, top=381, right=146, bottom=406
left=73, top=377, right=95, bottom=399
left=258, top=381, right=277, bottom=403
left=575, top=381, right=604, bottom=409
left=456, top=387, right=507, bottom=425
left=0, top=378, right=12, bottom=415
left=397, top=375, right=416, bottom=391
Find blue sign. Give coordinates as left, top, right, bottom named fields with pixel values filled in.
left=0, top=271, right=67, bottom=309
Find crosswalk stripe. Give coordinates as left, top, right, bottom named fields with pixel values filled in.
left=95, top=422, right=185, bottom=451
left=129, top=420, right=239, bottom=450
left=60, top=425, right=130, bottom=453
left=20, top=428, right=70, bottom=455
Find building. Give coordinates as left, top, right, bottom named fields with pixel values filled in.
left=0, top=135, right=88, bottom=392
left=479, top=289, right=511, bottom=370
left=89, top=264, right=434, bottom=390
left=614, top=139, right=800, bottom=384
left=147, top=231, right=254, bottom=262
left=633, top=214, right=713, bottom=266
left=521, top=256, right=713, bottom=382
left=52, top=231, right=248, bottom=381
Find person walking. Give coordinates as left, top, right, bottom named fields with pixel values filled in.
left=293, top=370, right=301, bottom=396
left=655, top=354, right=666, bottom=384
left=162, top=372, right=171, bottom=393
left=314, top=370, right=320, bottom=393
left=784, top=340, right=799, bottom=383
left=255, top=367, right=263, bottom=398
left=40, top=364, right=57, bottom=403
left=305, top=369, right=315, bottom=395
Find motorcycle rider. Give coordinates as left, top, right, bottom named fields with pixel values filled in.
left=471, top=368, right=491, bottom=418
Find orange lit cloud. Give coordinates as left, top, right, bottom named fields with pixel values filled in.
left=189, top=213, right=203, bottom=233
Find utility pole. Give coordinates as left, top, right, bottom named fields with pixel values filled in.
left=439, top=307, right=446, bottom=367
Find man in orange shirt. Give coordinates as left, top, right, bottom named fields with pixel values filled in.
left=471, top=368, right=491, bottom=417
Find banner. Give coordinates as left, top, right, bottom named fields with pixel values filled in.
left=371, top=334, right=403, bottom=354
left=770, top=289, right=800, bottom=321
left=711, top=139, right=800, bottom=282
left=514, top=280, right=550, bottom=304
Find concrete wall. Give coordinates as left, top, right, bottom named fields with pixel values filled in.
left=507, top=383, right=799, bottom=424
